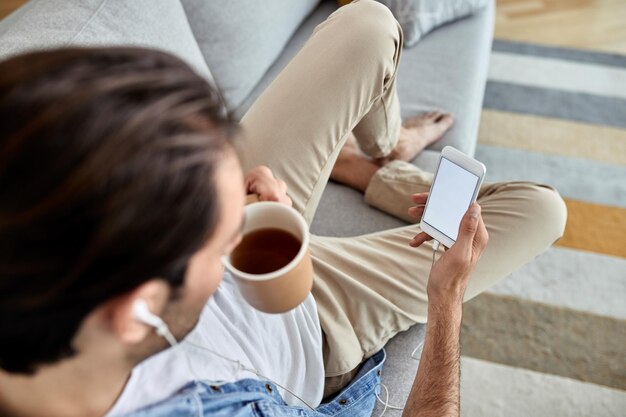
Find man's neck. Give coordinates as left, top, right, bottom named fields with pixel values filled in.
left=0, top=354, right=132, bottom=417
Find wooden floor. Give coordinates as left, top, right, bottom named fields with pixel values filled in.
left=495, top=0, right=626, bottom=54
left=0, top=0, right=26, bottom=20
left=1, top=0, right=625, bottom=55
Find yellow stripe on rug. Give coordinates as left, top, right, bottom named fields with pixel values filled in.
left=478, top=109, right=626, bottom=166
left=557, top=198, right=626, bottom=258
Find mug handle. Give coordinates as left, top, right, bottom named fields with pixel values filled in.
left=246, top=194, right=260, bottom=205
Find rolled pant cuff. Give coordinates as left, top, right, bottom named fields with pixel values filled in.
left=364, top=159, right=433, bottom=223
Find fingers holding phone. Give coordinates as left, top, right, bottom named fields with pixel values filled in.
left=408, top=192, right=433, bottom=247
left=452, top=203, right=489, bottom=266
left=427, top=203, right=488, bottom=304
left=407, top=192, right=428, bottom=220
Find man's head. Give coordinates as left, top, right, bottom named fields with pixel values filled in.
left=0, top=47, right=246, bottom=375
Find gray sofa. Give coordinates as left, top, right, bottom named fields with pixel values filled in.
left=0, top=0, right=494, bottom=411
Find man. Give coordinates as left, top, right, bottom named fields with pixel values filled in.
left=0, top=1, right=567, bottom=416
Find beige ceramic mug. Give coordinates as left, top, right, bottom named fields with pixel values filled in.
left=221, top=198, right=313, bottom=313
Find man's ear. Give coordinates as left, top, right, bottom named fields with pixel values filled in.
left=106, top=279, right=171, bottom=345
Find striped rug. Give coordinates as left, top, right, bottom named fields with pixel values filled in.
left=458, top=39, right=626, bottom=416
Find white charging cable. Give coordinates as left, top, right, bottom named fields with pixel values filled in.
left=433, top=240, right=440, bottom=254
left=375, top=382, right=405, bottom=415
left=373, top=335, right=425, bottom=415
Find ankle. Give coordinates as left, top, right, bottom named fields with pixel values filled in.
left=331, top=153, right=380, bottom=193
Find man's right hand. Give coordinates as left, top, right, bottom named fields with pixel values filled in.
left=407, top=193, right=489, bottom=306
left=402, top=198, right=489, bottom=417
left=427, top=203, right=489, bottom=306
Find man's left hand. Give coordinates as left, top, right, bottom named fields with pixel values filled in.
left=244, top=165, right=292, bottom=207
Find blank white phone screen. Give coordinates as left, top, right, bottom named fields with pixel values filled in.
left=423, top=158, right=479, bottom=241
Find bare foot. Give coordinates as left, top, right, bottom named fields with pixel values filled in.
left=373, top=111, right=454, bottom=166
left=330, top=132, right=380, bottom=193
left=330, top=112, right=453, bottom=192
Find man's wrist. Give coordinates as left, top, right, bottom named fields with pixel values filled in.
left=427, top=297, right=463, bottom=324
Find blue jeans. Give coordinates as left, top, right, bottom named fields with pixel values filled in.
left=127, top=349, right=386, bottom=417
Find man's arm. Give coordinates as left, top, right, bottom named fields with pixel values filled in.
left=403, top=202, right=489, bottom=417
left=402, top=299, right=463, bottom=416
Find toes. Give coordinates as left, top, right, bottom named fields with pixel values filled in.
left=432, top=115, right=454, bottom=137
left=417, top=110, right=454, bottom=124
left=430, top=112, right=454, bottom=128
left=439, top=113, right=454, bottom=127
left=434, top=111, right=453, bottom=123
left=425, top=111, right=441, bottom=121
left=405, top=111, right=445, bottom=127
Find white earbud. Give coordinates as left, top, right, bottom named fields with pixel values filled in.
left=132, top=298, right=177, bottom=346
left=133, top=299, right=164, bottom=328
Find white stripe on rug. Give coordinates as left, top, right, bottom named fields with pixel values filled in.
left=487, top=247, right=626, bottom=320
left=488, top=52, right=626, bottom=99
left=460, top=356, right=626, bottom=417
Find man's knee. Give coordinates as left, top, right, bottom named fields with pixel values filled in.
left=348, top=0, right=397, bottom=25
left=335, top=0, right=402, bottom=63
left=527, top=183, right=568, bottom=246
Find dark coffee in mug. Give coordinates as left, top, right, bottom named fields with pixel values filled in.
left=231, top=227, right=301, bottom=274
left=221, top=202, right=313, bottom=313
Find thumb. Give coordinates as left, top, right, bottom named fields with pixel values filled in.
left=454, top=203, right=481, bottom=254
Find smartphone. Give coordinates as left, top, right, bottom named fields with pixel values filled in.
left=420, top=146, right=486, bottom=248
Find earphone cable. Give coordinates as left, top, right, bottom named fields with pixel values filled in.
left=155, top=325, right=316, bottom=410
left=183, top=338, right=316, bottom=410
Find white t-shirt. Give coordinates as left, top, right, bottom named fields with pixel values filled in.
left=106, top=270, right=324, bottom=416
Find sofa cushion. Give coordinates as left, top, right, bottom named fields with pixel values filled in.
left=181, top=0, right=320, bottom=113
left=377, top=0, right=490, bottom=47
left=0, top=0, right=214, bottom=84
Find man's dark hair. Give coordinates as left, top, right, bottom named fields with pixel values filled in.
left=0, top=47, right=237, bottom=374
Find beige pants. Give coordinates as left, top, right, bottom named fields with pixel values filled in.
left=238, top=0, right=567, bottom=397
